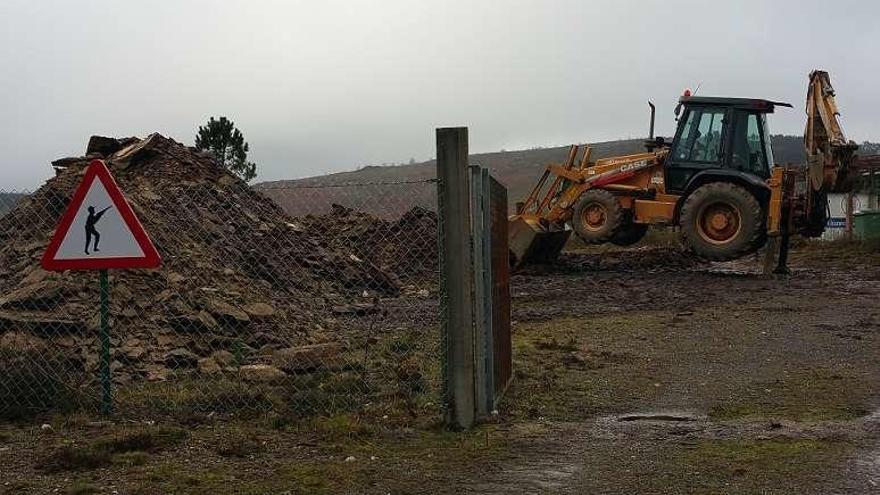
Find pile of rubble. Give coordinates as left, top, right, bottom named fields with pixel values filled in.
left=297, top=204, right=438, bottom=279
left=0, top=134, right=406, bottom=385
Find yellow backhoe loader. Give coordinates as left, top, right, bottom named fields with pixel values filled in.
left=509, top=70, right=858, bottom=270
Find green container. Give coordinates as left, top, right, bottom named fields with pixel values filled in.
left=854, top=210, right=880, bottom=240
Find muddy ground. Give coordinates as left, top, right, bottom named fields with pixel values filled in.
left=1, top=241, right=879, bottom=494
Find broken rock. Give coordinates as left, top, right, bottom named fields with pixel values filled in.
left=168, top=310, right=219, bottom=332
left=211, top=349, right=236, bottom=367
left=86, top=135, right=123, bottom=157
left=164, top=348, right=199, bottom=368
left=331, top=303, right=379, bottom=316
left=143, top=364, right=170, bottom=382
left=0, top=311, right=83, bottom=334
left=0, top=331, right=48, bottom=352
left=243, top=302, right=276, bottom=318
left=240, top=364, right=286, bottom=382
left=0, top=281, right=64, bottom=309
left=120, top=340, right=147, bottom=361
left=273, top=342, right=345, bottom=373
left=204, top=299, right=250, bottom=325
left=197, top=357, right=222, bottom=374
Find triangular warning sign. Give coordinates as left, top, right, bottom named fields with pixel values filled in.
left=42, top=159, right=161, bottom=271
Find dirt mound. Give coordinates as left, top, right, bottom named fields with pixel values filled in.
left=297, top=204, right=438, bottom=278
left=0, top=134, right=401, bottom=385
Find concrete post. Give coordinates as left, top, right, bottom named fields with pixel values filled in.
left=436, top=127, right=475, bottom=429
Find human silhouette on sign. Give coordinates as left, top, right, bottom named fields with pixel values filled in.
left=84, top=206, right=111, bottom=255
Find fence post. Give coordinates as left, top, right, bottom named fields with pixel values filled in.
left=470, top=166, right=494, bottom=417
left=845, top=192, right=854, bottom=240
left=437, top=127, right=475, bottom=429
left=480, top=168, right=497, bottom=413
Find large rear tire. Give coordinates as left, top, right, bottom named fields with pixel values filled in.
left=680, top=182, right=764, bottom=260
left=571, top=189, right=623, bottom=244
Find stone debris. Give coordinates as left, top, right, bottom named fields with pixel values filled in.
left=0, top=133, right=429, bottom=385
left=272, top=342, right=345, bottom=373
left=211, top=350, right=237, bottom=367
left=298, top=204, right=438, bottom=278
left=197, top=356, right=222, bottom=375
left=239, top=364, right=287, bottom=383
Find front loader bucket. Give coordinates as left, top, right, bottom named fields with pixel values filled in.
left=508, top=215, right=571, bottom=269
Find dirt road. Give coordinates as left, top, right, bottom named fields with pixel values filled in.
left=472, top=243, right=880, bottom=494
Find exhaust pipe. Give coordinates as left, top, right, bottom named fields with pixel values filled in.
left=648, top=101, right=656, bottom=139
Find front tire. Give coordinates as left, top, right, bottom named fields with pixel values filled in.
left=571, top=189, right=623, bottom=244
left=680, top=182, right=765, bottom=260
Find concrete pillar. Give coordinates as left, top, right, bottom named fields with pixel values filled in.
left=436, top=127, right=475, bottom=429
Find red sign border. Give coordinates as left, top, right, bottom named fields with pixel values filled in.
left=41, top=159, right=161, bottom=271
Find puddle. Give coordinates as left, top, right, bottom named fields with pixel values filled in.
left=617, top=412, right=700, bottom=423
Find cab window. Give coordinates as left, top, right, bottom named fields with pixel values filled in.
left=731, top=112, right=770, bottom=177
left=673, top=108, right=726, bottom=163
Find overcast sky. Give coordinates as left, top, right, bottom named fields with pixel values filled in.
left=1, top=0, right=878, bottom=189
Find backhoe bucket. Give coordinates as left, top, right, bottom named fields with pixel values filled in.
left=508, top=215, right=571, bottom=268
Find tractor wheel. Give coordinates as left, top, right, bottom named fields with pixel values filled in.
left=611, top=220, right=648, bottom=246
left=680, top=182, right=765, bottom=260
left=571, top=189, right=623, bottom=244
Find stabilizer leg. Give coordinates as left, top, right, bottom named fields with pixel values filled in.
left=773, top=227, right=791, bottom=275
left=762, top=236, right=778, bottom=277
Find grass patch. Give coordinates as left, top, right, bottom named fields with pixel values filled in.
left=41, top=445, right=113, bottom=472
left=35, top=417, right=508, bottom=495
left=708, top=368, right=870, bottom=422
left=790, top=238, right=880, bottom=266
left=212, top=434, right=266, bottom=458
left=275, top=464, right=333, bottom=494
left=116, top=371, right=384, bottom=422
left=503, top=314, right=664, bottom=420
left=0, top=349, right=84, bottom=421
left=310, top=414, right=374, bottom=441
left=279, top=371, right=375, bottom=417
left=114, top=450, right=150, bottom=467
left=116, top=378, right=276, bottom=422
left=141, top=464, right=331, bottom=495
left=40, top=426, right=187, bottom=472
left=66, top=482, right=100, bottom=495
left=534, top=336, right=579, bottom=352
left=623, top=437, right=856, bottom=494
left=102, top=427, right=188, bottom=453
left=709, top=403, right=867, bottom=422
left=678, top=438, right=849, bottom=489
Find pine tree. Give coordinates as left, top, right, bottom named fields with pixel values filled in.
left=194, top=117, right=257, bottom=182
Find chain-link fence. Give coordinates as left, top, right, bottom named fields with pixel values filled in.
left=0, top=136, right=442, bottom=422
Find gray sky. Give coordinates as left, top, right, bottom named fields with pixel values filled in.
left=1, top=0, right=878, bottom=190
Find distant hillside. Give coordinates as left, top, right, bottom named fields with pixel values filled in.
left=256, top=135, right=879, bottom=218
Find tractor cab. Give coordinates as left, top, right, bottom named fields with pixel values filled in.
left=664, top=97, right=792, bottom=195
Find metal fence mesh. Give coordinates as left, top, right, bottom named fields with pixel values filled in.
left=0, top=176, right=441, bottom=422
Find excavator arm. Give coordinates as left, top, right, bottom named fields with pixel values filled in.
left=766, top=70, right=860, bottom=273
left=804, top=70, right=859, bottom=192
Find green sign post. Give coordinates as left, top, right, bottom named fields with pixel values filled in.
left=99, top=269, right=111, bottom=415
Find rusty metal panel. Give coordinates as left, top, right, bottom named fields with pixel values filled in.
left=488, top=176, right=512, bottom=399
